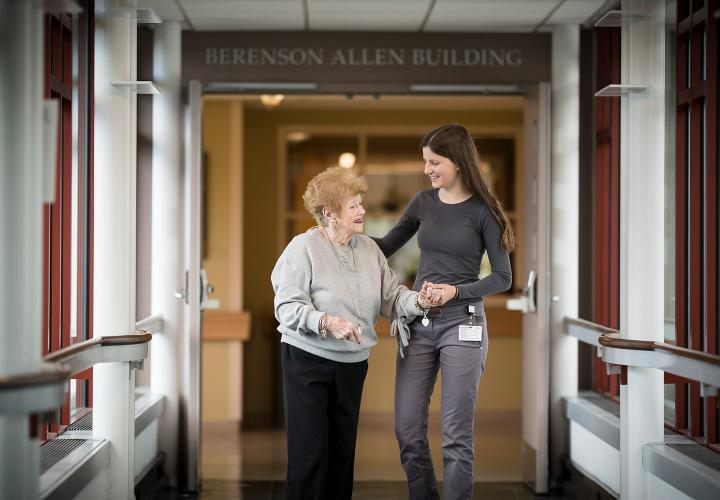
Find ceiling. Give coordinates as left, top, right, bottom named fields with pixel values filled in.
left=138, top=0, right=613, bottom=32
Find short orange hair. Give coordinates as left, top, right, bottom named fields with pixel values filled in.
left=303, top=167, right=367, bottom=226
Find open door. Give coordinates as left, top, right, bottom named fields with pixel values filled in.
left=508, top=82, right=551, bottom=493
left=180, top=79, right=204, bottom=492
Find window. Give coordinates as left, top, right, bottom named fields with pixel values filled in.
left=592, top=26, right=621, bottom=400
left=40, top=2, right=93, bottom=441
left=672, top=0, right=718, bottom=449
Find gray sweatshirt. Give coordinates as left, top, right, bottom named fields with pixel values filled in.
left=271, top=229, right=420, bottom=363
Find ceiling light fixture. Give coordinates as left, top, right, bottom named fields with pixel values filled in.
left=260, top=94, right=284, bottom=109
left=338, top=152, right=356, bottom=169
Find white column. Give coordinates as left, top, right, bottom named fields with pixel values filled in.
left=150, top=21, right=183, bottom=486
left=619, top=1, right=666, bottom=499
left=93, top=1, right=138, bottom=498
left=549, top=25, right=580, bottom=483
left=0, top=1, right=44, bottom=498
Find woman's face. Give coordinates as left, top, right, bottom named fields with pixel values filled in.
left=330, top=193, right=365, bottom=237
left=423, top=146, right=460, bottom=190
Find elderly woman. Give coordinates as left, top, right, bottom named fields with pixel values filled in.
left=271, top=166, right=435, bottom=500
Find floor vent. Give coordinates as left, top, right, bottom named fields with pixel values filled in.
left=66, top=412, right=93, bottom=431
left=40, top=438, right=86, bottom=474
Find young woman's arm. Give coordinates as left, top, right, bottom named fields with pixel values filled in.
left=456, top=209, right=513, bottom=300
left=371, top=193, right=421, bottom=257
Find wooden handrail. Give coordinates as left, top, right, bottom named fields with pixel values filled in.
left=598, top=332, right=655, bottom=351
left=565, top=316, right=720, bottom=388
left=44, top=330, right=152, bottom=363
left=655, top=343, right=720, bottom=367
left=598, top=332, right=720, bottom=367
left=0, top=365, right=69, bottom=390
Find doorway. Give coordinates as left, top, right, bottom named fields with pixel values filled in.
left=196, top=93, right=541, bottom=484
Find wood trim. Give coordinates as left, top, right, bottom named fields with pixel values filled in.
left=202, top=311, right=251, bottom=342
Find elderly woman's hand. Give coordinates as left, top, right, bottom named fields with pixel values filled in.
left=325, top=315, right=362, bottom=343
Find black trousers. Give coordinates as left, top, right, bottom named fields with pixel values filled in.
left=281, top=342, right=368, bottom=500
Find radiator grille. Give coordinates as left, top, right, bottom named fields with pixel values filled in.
left=666, top=443, right=720, bottom=473
left=66, top=412, right=93, bottom=431
left=40, top=439, right=85, bottom=474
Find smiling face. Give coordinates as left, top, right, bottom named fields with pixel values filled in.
left=423, top=146, right=461, bottom=190
left=326, top=193, right=365, bottom=242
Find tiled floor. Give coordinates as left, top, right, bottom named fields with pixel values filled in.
left=164, top=411, right=576, bottom=499
left=193, top=480, right=573, bottom=499
left=201, top=411, right=525, bottom=483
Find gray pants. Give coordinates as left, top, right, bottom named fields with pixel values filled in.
left=395, top=301, right=489, bottom=500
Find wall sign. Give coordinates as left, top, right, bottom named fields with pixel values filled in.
left=182, top=31, right=551, bottom=92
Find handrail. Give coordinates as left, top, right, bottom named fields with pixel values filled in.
left=564, top=316, right=720, bottom=388
left=1, top=331, right=152, bottom=415
left=0, top=363, right=70, bottom=414
left=135, top=314, right=164, bottom=334
left=43, top=330, right=152, bottom=376
left=564, top=316, right=619, bottom=347
left=44, top=332, right=152, bottom=363
left=598, top=332, right=720, bottom=388
left=0, top=364, right=69, bottom=391
left=598, top=332, right=655, bottom=351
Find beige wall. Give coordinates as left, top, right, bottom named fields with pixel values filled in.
left=201, top=101, right=244, bottom=421
left=237, top=105, right=524, bottom=426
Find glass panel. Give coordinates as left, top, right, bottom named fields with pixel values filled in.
left=286, top=134, right=360, bottom=214
left=69, top=379, right=78, bottom=416
left=664, top=6, right=677, bottom=342
left=701, top=29, right=706, bottom=81
left=686, top=34, right=691, bottom=88
left=665, top=383, right=676, bottom=424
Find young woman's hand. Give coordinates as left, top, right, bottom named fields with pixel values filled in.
left=419, top=281, right=443, bottom=308
left=325, top=315, right=362, bottom=343
left=422, top=282, right=457, bottom=306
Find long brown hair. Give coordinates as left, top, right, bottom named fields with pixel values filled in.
left=421, top=124, right=516, bottom=252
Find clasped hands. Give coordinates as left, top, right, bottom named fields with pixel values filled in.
left=418, top=281, right=456, bottom=308
left=325, top=282, right=456, bottom=343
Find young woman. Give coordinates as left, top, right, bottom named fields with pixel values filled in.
left=373, top=124, right=515, bottom=500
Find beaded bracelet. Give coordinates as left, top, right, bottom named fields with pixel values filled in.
left=415, top=294, right=428, bottom=313
left=318, top=313, right=328, bottom=338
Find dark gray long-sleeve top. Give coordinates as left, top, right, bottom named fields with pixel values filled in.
left=372, top=189, right=512, bottom=304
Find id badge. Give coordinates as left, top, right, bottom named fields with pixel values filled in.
left=458, top=325, right=483, bottom=342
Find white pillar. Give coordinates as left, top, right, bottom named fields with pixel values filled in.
left=150, top=21, right=183, bottom=486
left=619, top=1, right=666, bottom=499
left=0, top=1, right=44, bottom=498
left=549, top=25, right=580, bottom=483
left=93, top=1, right=138, bottom=498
